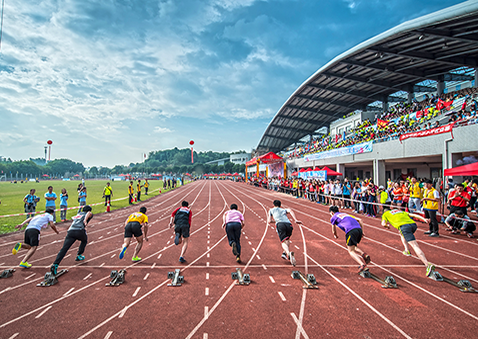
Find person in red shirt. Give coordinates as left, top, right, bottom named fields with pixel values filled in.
left=448, top=184, right=470, bottom=216
left=308, top=181, right=315, bottom=201
left=391, top=182, right=404, bottom=209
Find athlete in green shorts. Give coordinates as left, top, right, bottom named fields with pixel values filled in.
left=381, top=206, right=435, bottom=277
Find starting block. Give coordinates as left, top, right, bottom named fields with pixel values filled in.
left=168, top=269, right=184, bottom=287
left=359, top=269, right=397, bottom=289
left=37, top=269, right=68, bottom=287
left=291, top=270, right=318, bottom=289
left=429, top=270, right=477, bottom=293
left=231, top=268, right=250, bottom=285
left=0, top=269, right=15, bottom=279
left=106, top=269, right=126, bottom=286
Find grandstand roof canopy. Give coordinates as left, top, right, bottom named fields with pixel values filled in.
left=257, top=0, right=478, bottom=153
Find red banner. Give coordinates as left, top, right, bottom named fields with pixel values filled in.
left=399, top=123, right=454, bottom=142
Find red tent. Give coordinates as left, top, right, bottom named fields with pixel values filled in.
left=305, top=168, right=314, bottom=172
left=233, top=172, right=239, bottom=176
left=151, top=173, right=162, bottom=177
left=226, top=173, right=232, bottom=176
left=321, top=166, right=343, bottom=176
left=299, top=168, right=307, bottom=173
left=246, top=157, right=258, bottom=167
left=444, top=162, right=478, bottom=176
left=291, top=171, right=298, bottom=176
left=119, top=174, right=125, bottom=176
left=259, top=152, right=283, bottom=164
left=313, top=166, right=321, bottom=171
left=74, top=174, right=80, bottom=177
left=42, top=174, right=49, bottom=177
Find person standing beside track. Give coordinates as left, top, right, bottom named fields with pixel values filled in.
left=266, top=200, right=301, bottom=266
left=23, top=189, right=40, bottom=219
left=222, top=204, right=245, bottom=263
left=381, top=206, right=435, bottom=277
left=12, top=209, right=59, bottom=268
left=137, top=180, right=143, bottom=201
left=103, top=182, right=113, bottom=206
left=144, top=179, right=149, bottom=195
left=169, top=201, right=192, bottom=263
left=119, top=207, right=149, bottom=262
left=44, top=186, right=57, bottom=222
left=422, top=179, right=440, bottom=237
left=128, top=181, right=134, bottom=205
left=50, top=205, right=94, bottom=275
left=329, top=206, right=370, bottom=273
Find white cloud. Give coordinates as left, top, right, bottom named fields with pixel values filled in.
left=153, top=127, right=173, bottom=133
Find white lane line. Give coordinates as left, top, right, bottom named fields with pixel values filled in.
left=269, top=276, right=275, bottom=283
left=35, top=306, right=52, bottom=319
left=252, top=248, right=256, bottom=251
left=208, top=235, right=210, bottom=239
left=24, top=273, right=36, bottom=280
left=207, top=246, right=210, bottom=250
left=157, top=253, right=162, bottom=259
left=83, top=273, right=92, bottom=280
left=203, top=334, right=208, bottom=339
left=248, top=241, right=252, bottom=245
left=245, top=236, right=248, bottom=239
left=204, top=306, right=209, bottom=319
left=278, top=291, right=287, bottom=301
left=144, top=273, right=150, bottom=280
left=206, top=273, right=209, bottom=280
left=0, top=262, right=4, bottom=266
left=104, top=331, right=113, bottom=339
left=256, top=255, right=261, bottom=260
left=170, top=235, right=174, bottom=239
left=99, top=263, right=105, bottom=267
left=207, top=253, right=210, bottom=258
left=207, top=240, right=210, bottom=244
left=63, top=287, right=75, bottom=297
left=107, top=232, right=111, bottom=235
left=167, top=241, right=171, bottom=245
left=262, top=264, right=267, bottom=270
left=206, top=262, right=210, bottom=267
left=98, top=236, right=103, bottom=240
left=151, top=263, right=156, bottom=269
left=118, top=307, right=128, bottom=318
left=205, top=287, right=209, bottom=296
left=290, top=313, right=310, bottom=339
left=295, top=245, right=300, bottom=250
left=8, top=333, right=19, bottom=339
left=110, top=254, right=116, bottom=258
left=132, top=287, right=141, bottom=297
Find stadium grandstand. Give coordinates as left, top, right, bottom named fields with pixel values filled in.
left=255, top=0, right=478, bottom=186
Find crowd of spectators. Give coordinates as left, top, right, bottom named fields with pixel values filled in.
left=247, top=175, right=478, bottom=238
left=284, top=87, right=478, bottom=159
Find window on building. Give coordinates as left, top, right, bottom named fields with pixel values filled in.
left=407, top=168, right=417, bottom=178
left=365, top=171, right=371, bottom=179
left=385, top=171, right=391, bottom=181
left=393, top=169, right=402, bottom=180
left=358, top=170, right=363, bottom=180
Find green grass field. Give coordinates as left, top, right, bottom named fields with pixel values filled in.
left=0, top=179, right=185, bottom=235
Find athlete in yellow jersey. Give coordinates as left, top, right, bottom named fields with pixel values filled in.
left=119, top=207, right=149, bottom=262
left=144, top=179, right=149, bottom=195
left=103, top=182, right=113, bottom=206
left=128, top=181, right=134, bottom=205
left=381, top=206, right=435, bottom=277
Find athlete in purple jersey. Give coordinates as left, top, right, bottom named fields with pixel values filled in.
left=329, top=205, right=370, bottom=273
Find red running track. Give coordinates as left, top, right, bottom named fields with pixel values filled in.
left=0, top=180, right=477, bottom=339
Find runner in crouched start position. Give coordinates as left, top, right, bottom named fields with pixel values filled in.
left=329, top=205, right=370, bottom=273
left=13, top=209, right=59, bottom=268
left=267, top=200, right=301, bottom=266
left=119, top=207, right=149, bottom=262
left=381, top=205, right=435, bottom=277
left=50, top=205, right=94, bottom=275
left=222, top=203, right=245, bottom=263
left=170, top=201, right=192, bottom=263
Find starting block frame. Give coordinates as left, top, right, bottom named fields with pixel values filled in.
left=231, top=268, right=250, bottom=285
left=291, top=270, right=318, bottom=289
left=106, top=269, right=126, bottom=286
left=168, top=269, right=184, bottom=287
left=359, top=269, right=398, bottom=289
left=37, top=269, right=68, bottom=287
left=429, top=271, right=478, bottom=293
left=0, top=269, right=15, bottom=279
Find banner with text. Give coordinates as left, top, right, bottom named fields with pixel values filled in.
left=299, top=170, right=327, bottom=181
left=399, top=123, right=454, bottom=142
left=304, top=141, right=373, bottom=161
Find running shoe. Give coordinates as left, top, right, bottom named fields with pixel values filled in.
left=174, top=233, right=181, bottom=246
left=281, top=252, right=288, bottom=260
left=132, top=256, right=141, bottom=262
left=429, top=233, right=439, bottom=237
left=50, top=264, right=58, bottom=276
left=358, top=264, right=367, bottom=273
left=426, top=264, right=436, bottom=277
left=19, top=261, right=32, bottom=268
left=289, top=252, right=296, bottom=267
left=119, top=246, right=127, bottom=260
left=179, top=256, right=186, bottom=263
left=236, top=256, right=241, bottom=263
left=467, top=233, right=473, bottom=238
left=12, top=242, right=21, bottom=255
left=424, top=231, right=432, bottom=235
left=231, top=242, right=238, bottom=256
left=451, top=230, right=460, bottom=234
left=402, top=250, right=411, bottom=256
left=362, top=253, right=371, bottom=264
left=75, top=255, right=85, bottom=261
left=445, top=228, right=453, bottom=232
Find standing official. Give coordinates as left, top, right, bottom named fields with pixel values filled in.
left=103, top=182, right=113, bottom=206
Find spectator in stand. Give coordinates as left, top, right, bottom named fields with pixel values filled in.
left=422, top=179, right=440, bottom=237
left=445, top=210, right=475, bottom=238
left=448, top=184, right=470, bottom=216
left=391, top=182, right=404, bottom=209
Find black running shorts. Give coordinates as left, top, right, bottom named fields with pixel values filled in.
left=276, top=222, right=293, bottom=242
left=175, top=224, right=190, bottom=238
left=345, top=228, right=362, bottom=247
left=124, top=221, right=143, bottom=238
left=399, top=223, right=417, bottom=242
left=24, top=228, right=40, bottom=247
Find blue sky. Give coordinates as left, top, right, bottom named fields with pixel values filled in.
left=0, top=0, right=464, bottom=167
